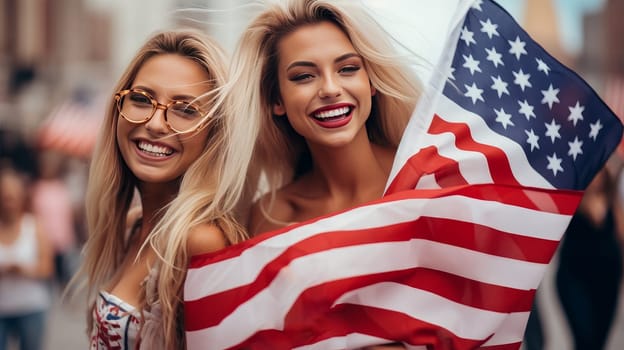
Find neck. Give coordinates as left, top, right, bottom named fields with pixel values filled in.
left=307, top=132, right=394, bottom=204
left=136, top=181, right=180, bottom=241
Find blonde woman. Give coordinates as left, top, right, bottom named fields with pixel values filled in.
left=182, top=1, right=422, bottom=347
left=224, top=0, right=423, bottom=234
left=69, top=30, right=246, bottom=349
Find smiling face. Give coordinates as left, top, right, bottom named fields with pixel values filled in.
left=116, top=53, right=212, bottom=185
left=272, top=21, right=376, bottom=149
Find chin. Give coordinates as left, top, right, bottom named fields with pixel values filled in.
left=132, top=171, right=177, bottom=185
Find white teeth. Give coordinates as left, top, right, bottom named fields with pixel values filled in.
left=137, top=141, right=173, bottom=156
left=314, top=106, right=350, bottom=119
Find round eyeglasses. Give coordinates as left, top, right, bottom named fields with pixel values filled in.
left=114, top=89, right=206, bottom=133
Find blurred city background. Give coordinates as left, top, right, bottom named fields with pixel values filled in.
left=0, top=0, right=623, bottom=349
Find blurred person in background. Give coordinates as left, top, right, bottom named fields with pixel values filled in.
left=31, top=150, right=78, bottom=288
left=556, top=157, right=624, bottom=350
left=0, top=163, right=54, bottom=350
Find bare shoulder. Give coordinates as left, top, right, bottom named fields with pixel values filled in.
left=187, top=222, right=229, bottom=256
left=247, top=190, right=296, bottom=236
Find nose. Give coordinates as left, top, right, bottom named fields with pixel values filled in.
left=318, top=74, right=342, bottom=98
left=144, top=105, right=169, bottom=134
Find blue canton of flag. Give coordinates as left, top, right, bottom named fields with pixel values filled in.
left=442, top=0, right=621, bottom=190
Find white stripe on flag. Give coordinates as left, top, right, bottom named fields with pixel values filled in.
left=334, top=282, right=530, bottom=343
left=415, top=173, right=442, bottom=189
left=418, top=130, right=496, bottom=184
left=185, top=194, right=570, bottom=301
left=436, top=95, right=554, bottom=188
left=188, top=240, right=547, bottom=348
left=480, top=312, right=531, bottom=347
left=293, top=334, right=404, bottom=350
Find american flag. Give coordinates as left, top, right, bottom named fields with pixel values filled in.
left=36, top=97, right=104, bottom=159
left=184, top=0, right=623, bottom=349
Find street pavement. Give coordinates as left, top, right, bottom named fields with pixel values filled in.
left=44, top=286, right=88, bottom=350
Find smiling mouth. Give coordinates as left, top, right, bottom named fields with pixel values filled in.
left=137, top=141, right=174, bottom=157
left=313, top=106, right=352, bottom=121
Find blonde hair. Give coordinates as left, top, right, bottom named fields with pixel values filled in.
left=223, top=0, right=423, bottom=219
left=69, top=29, right=241, bottom=349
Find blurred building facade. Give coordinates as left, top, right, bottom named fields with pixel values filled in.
left=0, top=0, right=254, bottom=144
left=522, top=0, right=572, bottom=67
left=1, top=0, right=110, bottom=136
left=604, top=0, right=624, bottom=76
left=579, top=0, right=624, bottom=122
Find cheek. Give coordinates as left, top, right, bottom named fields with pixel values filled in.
left=115, top=121, right=134, bottom=162
left=115, top=124, right=126, bottom=149
left=181, top=132, right=210, bottom=159
left=116, top=118, right=131, bottom=143
left=115, top=125, right=123, bottom=145
left=280, top=88, right=313, bottom=115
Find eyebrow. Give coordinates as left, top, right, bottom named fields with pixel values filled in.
left=132, top=86, right=198, bottom=101
left=285, top=53, right=362, bottom=71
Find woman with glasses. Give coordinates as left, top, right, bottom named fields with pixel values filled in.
left=68, top=29, right=247, bottom=349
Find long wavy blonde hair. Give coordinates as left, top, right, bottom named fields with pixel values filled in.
left=222, top=0, right=424, bottom=222
left=69, top=29, right=245, bottom=349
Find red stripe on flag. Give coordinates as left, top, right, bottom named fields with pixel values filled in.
left=186, top=258, right=537, bottom=333
left=284, top=269, right=536, bottom=321
left=387, top=114, right=522, bottom=194
left=189, top=185, right=580, bottom=270
left=185, top=185, right=579, bottom=332
left=185, top=186, right=580, bottom=333
left=428, top=114, right=521, bottom=187
left=385, top=145, right=469, bottom=193
left=230, top=304, right=490, bottom=350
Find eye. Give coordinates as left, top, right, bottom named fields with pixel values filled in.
left=339, top=65, right=361, bottom=74
left=170, top=102, right=202, bottom=119
left=289, top=73, right=314, bottom=82
left=128, top=91, right=153, bottom=106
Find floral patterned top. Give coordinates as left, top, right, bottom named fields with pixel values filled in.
left=90, top=291, right=141, bottom=349
left=89, top=217, right=164, bottom=350
left=89, top=265, right=163, bottom=350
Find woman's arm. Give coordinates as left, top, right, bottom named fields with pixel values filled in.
left=187, top=223, right=229, bottom=256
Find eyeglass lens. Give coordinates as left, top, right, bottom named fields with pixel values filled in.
left=118, top=90, right=204, bottom=132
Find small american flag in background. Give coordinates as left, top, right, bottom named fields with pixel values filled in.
left=184, top=0, right=623, bottom=349
left=36, top=97, right=104, bottom=159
